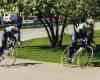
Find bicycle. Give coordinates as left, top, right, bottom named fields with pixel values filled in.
left=61, top=39, right=94, bottom=67
left=0, top=31, right=18, bottom=66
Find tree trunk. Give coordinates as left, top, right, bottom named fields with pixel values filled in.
left=38, top=14, right=67, bottom=48
left=38, top=16, right=52, bottom=44
left=43, top=17, right=57, bottom=47
left=59, top=16, right=67, bottom=47
left=55, top=16, right=59, bottom=47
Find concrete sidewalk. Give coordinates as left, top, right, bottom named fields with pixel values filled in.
left=21, top=28, right=47, bottom=41
left=0, top=59, right=100, bottom=80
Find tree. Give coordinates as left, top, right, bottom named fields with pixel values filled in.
left=35, top=0, right=69, bottom=47
left=0, top=0, right=97, bottom=47
left=7, top=0, right=17, bottom=3
left=35, top=0, right=97, bottom=48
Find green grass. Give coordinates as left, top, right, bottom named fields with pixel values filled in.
left=15, top=35, right=70, bottom=63
left=16, top=47, right=63, bottom=63
left=15, top=30, right=100, bottom=63
left=16, top=37, right=64, bottom=63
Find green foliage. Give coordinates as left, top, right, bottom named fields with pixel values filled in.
left=0, top=0, right=98, bottom=18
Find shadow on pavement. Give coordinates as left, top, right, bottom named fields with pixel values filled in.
left=0, top=62, right=42, bottom=68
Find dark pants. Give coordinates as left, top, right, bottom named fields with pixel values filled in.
left=17, top=26, right=21, bottom=42
left=18, top=28, right=21, bottom=42
left=69, top=31, right=78, bottom=58
left=2, top=31, right=17, bottom=49
left=69, top=31, right=88, bottom=59
left=0, top=48, right=4, bottom=56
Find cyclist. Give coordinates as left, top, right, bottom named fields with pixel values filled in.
left=0, top=17, right=18, bottom=57
left=68, top=17, right=95, bottom=63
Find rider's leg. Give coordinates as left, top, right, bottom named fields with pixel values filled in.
left=0, top=32, right=8, bottom=56
left=18, top=28, right=20, bottom=42
left=0, top=47, right=4, bottom=56
left=69, top=42, right=77, bottom=58
left=2, top=32, right=8, bottom=49
left=17, top=28, right=21, bottom=47
left=10, top=31, right=17, bottom=40
left=68, top=31, right=78, bottom=63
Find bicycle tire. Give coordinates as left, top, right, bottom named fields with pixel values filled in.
left=61, top=46, right=70, bottom=65
left=5, top=47, right=16, bottom=65
left=74, top=46, right=94, bottom=66
left=4, top=37, right=16, bottom=66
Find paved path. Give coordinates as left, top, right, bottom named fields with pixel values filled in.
left=0, top=28, right=47, bottom=46
left=0, top=59, right=100, bottom=80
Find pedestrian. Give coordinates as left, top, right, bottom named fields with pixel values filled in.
left=11, top=13, right=23, bottom=46
left=16, top=14, right=23, bottom=46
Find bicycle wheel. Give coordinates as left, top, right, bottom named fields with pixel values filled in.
left=86, top=46, right=94, bottom=65
left=4, top=38, right=16, bottom=65
left=74, top=46, right=94, bottom=66
left=5, top=47, right=16, bottom=65
left=61, top=46, right=70, bottom=65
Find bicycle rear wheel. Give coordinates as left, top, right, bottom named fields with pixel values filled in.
left=4, top=37, right=16, bottom=66
left=5, top=47, right=16, bottom=65
left=61, top=46, right=70, bottom=65
left=74, top=46, right=94, bottom=66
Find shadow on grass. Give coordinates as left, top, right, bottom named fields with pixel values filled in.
left=91, top=44, right=100, bottom=67
left=20, top=45, right=67, bottom=49
left=94, top=45, right=100, bottom=53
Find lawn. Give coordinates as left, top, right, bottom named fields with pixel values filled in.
left=15, top=30, right=100, bottom=63
left=15, top=38, right=64, bottom=63
left=15, top=34, right=72, bottom=63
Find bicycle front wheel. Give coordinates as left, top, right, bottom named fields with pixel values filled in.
left=4, top=47, right=16, bottom=66
left=61, top=46, right=70, bottom=65
left=74, top=46, right=94, bottom=66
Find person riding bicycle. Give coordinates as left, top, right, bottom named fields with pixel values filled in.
left=0, top=17, right=18, bottom=56
left=68, top=17, right=95, bottom=63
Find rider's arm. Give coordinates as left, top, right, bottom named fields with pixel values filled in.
left=5, top=26, right=15, bottom=32
left=76, top=23, right=87, bottom=33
